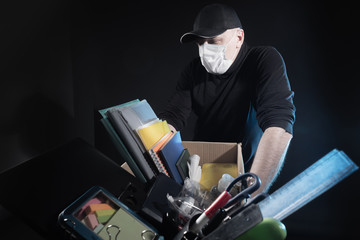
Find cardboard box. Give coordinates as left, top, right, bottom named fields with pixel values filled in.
left=122, top=141, right=244, bottom=181
left=182, top=141, right=244, bottom=175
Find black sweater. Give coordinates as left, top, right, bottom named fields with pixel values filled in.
left=158, top=43, right=295, bottom=167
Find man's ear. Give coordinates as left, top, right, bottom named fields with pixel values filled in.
left=236, top=28, right=245, bottom=48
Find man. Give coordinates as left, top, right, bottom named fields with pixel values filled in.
left=158, top=3, right=295, bottom=195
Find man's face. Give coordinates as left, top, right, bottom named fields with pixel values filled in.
left=196, top=28, right=244, bottom=61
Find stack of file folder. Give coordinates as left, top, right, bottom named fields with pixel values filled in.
left=99, top=99, right=189, bottom=185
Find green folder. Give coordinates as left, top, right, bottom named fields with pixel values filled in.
left=98, top=99, right=147, bottom=183
left=98, top=99, right=140, bottom=119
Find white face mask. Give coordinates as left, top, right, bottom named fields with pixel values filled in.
left=199, top=33, right=237, bottom=75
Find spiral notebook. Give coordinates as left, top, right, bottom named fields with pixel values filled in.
left=148, top=131, right=174, bottom=177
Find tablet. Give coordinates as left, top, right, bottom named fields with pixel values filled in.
left=58, top=186, right=159, bottom=240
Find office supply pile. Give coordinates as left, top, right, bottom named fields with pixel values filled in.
left=58, top=99, right=358, bottom=240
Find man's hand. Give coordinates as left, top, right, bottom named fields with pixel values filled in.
left=249, top=127, right=292, bottom=196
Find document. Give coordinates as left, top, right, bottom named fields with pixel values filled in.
left=120, top=99, right=158, bottom=131
left=137, top=120, right=170, bottom=151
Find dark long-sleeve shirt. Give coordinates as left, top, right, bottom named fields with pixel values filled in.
left=158, top=43, right=295, bottom=168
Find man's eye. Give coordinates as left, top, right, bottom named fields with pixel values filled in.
left=196, top=39, right=206, bottom=45
left=196, top=38, right=221, bottom=45
left=208, top=39, right=221, bottom=44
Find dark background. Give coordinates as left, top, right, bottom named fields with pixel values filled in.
left=0, top=0, right=359, bottom=239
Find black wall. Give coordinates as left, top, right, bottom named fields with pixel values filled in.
left=1, top=0, right=359, bottom=239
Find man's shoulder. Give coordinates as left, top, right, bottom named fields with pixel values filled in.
left=248, top=45, right=281, bottom=59
left=246, top=45, right=285, bottom=68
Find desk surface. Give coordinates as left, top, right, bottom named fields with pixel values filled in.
left=0, top=138, right=145, bottom=240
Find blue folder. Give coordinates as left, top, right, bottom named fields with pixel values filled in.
left=158, top=131, right=184, bottom=184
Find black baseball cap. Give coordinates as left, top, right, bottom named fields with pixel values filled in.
left=180, top=3, right=242, bottom=43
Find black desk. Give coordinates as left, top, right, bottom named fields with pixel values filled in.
left=0, top=138, right=146, bottom=240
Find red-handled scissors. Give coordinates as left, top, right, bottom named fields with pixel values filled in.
left=189, top=173, right=261, bottom=234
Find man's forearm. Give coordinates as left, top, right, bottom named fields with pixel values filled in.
left=249, top=127, right=292, bottom=196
